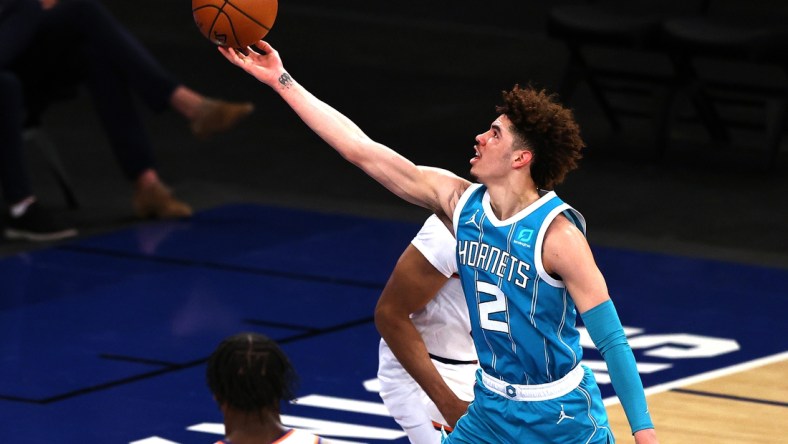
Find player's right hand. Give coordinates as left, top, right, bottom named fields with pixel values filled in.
left=634, top=428, right=658, bottom=444
left=440, top=397, right=471, bottom=428
left=217, top=40, right=286, bottom=89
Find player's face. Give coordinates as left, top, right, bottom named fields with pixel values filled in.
left=470, top=115, right=522, bottom=182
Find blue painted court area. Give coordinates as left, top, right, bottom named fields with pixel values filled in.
left=0, top=204, right=786, bottom=443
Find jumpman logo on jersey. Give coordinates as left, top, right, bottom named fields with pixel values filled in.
left=465, top=209, right=481, bottom=229
left=556, top=405, right=575, bottom=424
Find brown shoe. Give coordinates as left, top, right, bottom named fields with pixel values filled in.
left=190, top=98, right=254, bottom=140
left=133, top=182, right=193, bottom=219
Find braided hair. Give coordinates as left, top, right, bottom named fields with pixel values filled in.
left=207, top=332, right=298, bottom=412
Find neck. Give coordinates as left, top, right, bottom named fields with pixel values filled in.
left=485, top=180, right=541, bottom=220
left=224, top=408, right=286, bottom=444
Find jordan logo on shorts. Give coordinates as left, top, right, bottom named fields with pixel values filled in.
left=556, top=405, right=575, bottom=424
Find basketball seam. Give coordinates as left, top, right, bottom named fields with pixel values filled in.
left=208, top=2, right=227, bottom=44
left=227, top=12, right=241, bottom=47
left=194, top=1, right=235, bottom=46
left=224, top=0, right=273, bottom=31
left=192, top=4, right=225, bottom=37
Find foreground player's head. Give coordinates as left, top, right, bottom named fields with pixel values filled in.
left=496, top=85, right=584, bottom=190
left=207, top=332, right=298, bottom=412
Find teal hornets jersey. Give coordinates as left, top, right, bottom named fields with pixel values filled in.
left=452, top=184, right=587, bottom=385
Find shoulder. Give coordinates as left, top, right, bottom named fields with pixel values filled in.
left=542, top=214, right=591, bottom=274
left=418, top=166, right=472, bottom=217
left=545, top=213, right=584, bottom=241
left=415, top=214, right=454, bottom=248
left=413, top=215, right=457, bottom=276
left=418, top=166, right=469, bottom=191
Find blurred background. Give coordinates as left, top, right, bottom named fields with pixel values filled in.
left=3, top=0, right=787, bottom=267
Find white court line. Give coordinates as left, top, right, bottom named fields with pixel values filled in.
left=603, top=350, right=788, bottom=406
left=292, top=394, right=391, bottom=416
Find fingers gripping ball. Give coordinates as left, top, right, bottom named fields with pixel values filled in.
left=193, top=0, right=277, bottom=48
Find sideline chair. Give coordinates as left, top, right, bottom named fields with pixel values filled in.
left=660, top=5, right=788, bottom=169
left=546, top=1, right=710, bottom=132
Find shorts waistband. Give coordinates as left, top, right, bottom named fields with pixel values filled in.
left=429, top=353, right=479, bottom=366
left=480, top=365, right=584, bottom=401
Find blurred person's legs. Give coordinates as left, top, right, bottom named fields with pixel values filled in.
left=0, top=72, right=34, bottom=206
left=14, top=0, right=254, bottom=219
left=36, top=0, right=253, bottom=139
left=0, top=71, right=77, bottom=241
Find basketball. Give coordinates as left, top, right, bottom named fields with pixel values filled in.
left=192, top=0, right=278, bottom=48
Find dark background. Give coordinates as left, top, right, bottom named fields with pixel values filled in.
left=4, top=0, right=787, bottom=268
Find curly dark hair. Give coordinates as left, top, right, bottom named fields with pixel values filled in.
left=495, top=85, right=584, bottom=190
left=207, top=332, right=298, bottom=412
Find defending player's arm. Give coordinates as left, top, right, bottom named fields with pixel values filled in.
left=217, top=42, right=469, bottom=222
left=543, top=216, right=658, bottom=444
left=374, top=244, right=470, bottom=427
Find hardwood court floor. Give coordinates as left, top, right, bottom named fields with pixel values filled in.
left=607, top=357, right=788, bottom=443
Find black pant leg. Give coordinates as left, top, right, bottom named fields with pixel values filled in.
left=0, top=71, right=33, bottom=204
left=14, top=0, right=181, bottom=180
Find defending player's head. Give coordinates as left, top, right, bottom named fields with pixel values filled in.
left=207, top=332, right=298, bottom=413
left=496, top=85, right=584, bottom=190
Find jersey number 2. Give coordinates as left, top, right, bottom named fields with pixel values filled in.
left=477, top=281, right=510, bottom=333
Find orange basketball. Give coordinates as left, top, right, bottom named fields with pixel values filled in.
left=192, top=0, right=278, bottom=48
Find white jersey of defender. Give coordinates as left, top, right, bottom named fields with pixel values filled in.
left=378, top=215, right=477, bottom=444
left=409, top=215, right=476, bottom=362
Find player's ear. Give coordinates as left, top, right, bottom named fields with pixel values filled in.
left=512, top=149, right=533, bottom=169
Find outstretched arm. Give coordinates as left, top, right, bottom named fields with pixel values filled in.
left=218, top=41, right=469, bottom=219
left=544, top=216, right=657, bottom=444
left=375, top=243, right=469, bottom=427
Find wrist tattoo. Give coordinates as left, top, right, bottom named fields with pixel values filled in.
left=278, top=72, right=293, bottom=89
